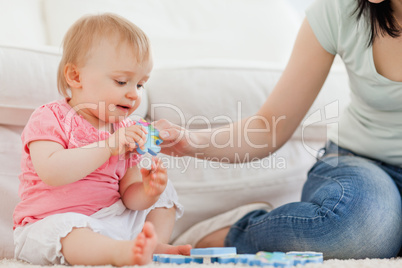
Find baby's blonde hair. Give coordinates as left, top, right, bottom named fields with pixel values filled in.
left=57, top=13, right=151, bottom=97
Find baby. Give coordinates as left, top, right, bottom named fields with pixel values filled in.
left=13, top=13, right=191, bottom=266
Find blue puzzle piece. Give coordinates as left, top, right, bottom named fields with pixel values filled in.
left=237, top=254, right=257, bottom=264
left=162, top=255, right=191, bottom=264
left=153, top=254, right=201, bottom=264
left=286, top=251, right=323, bottom=265
left=153, top=248, right=323, bottom=267
left=255, top=252, right=294, bottom=268
left=190, top=247, right=237, bottom=257
left=212, top=255, right=239, bottom=264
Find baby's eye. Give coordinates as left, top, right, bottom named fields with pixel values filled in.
left=115, top=80, right=127, bottom=86
left=137, top=84, right=144, bottom=89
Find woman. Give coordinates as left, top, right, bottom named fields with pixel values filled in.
left=156, top=0, right=402, bottom=259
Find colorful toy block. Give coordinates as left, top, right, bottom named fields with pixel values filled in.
left=153, top=247, right=323, bottom=267
left=117, top=118, right=163, bottom=156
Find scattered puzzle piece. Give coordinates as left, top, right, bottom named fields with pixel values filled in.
left=153, top=247, right=323, bottom=267
left=190, top=247, right=237, bottom=257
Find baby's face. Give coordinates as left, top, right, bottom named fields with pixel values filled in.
left=76, top=37, right=153, bottom=124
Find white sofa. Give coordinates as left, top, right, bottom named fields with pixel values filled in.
left=0, top=0, right=350, bottom=260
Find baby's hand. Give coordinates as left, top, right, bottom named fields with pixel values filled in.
left=107, top=125, right=148, bottom=156
left=140, top=157, right=167, bottom=196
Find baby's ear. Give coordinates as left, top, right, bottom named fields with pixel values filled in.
left=64, top=63, right=82, bottom=89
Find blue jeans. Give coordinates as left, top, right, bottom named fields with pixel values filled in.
left=225, top=141, right=402, bottom=259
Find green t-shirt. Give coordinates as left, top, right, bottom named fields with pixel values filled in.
left=306, top=0, right=402, bottom=166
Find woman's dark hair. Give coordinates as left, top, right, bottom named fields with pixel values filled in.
left=354, top=0, right=400, bottom=46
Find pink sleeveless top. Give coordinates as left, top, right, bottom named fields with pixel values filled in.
left=13, top=99, right=141, bottom=228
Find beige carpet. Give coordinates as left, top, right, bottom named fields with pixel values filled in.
left=1, top=258, right=402, bottom=268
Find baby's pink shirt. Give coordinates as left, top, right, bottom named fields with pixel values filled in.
left=13, top=99, right=141, bottom=229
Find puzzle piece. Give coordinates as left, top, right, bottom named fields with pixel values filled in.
left=255, top=252, right=292, bottom=267
left=153, top=254, right=193, bottom=264
left=190, top=247, right=237, bottom=257
left=117, top=118, right=163, bottom=156
left=285, top=251, right=324, bottom=265
left=153, top=247, right=323, bottom=267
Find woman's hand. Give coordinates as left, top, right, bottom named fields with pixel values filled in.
left=153, top=119, right=196, bottom=157
left=140, top=157, right=167, bottom=196
left=107, top=124, right=148, bottom=156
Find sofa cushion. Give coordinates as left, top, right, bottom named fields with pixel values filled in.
left=0, top=45, right=148, bottom=126
left=42, top=0, right=300, bottom=64
left=0, top=0, right=47, bottom=46
left=0, top=125, right=24, bottom=259
left=0, top=45, right=61, bottom=126
left=147, top=60, right=350, bottom=141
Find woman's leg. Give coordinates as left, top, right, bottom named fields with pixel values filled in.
left=225, top=155, right=402, bottom=259
left=376, top=163, right=402, bottom=257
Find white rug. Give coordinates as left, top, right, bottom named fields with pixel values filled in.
left=1, top=258, right=402, bottom=268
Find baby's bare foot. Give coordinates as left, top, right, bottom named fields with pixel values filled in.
left=131, top=222, right=158, bottom=265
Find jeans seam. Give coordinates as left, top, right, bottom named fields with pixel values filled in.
left=309, top=173, right=345, bottom=216
left=240, top=174, right=345, bottom=230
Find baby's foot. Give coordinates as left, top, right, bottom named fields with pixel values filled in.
left=155, top=243, right=192, bottom=255
left=131, top=222, right=158, bottom=265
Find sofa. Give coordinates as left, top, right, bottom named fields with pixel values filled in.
left=0, top=0, right=350, bottom=260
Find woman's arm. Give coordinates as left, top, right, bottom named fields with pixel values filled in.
left=156, top=18, right=335, bottom=162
